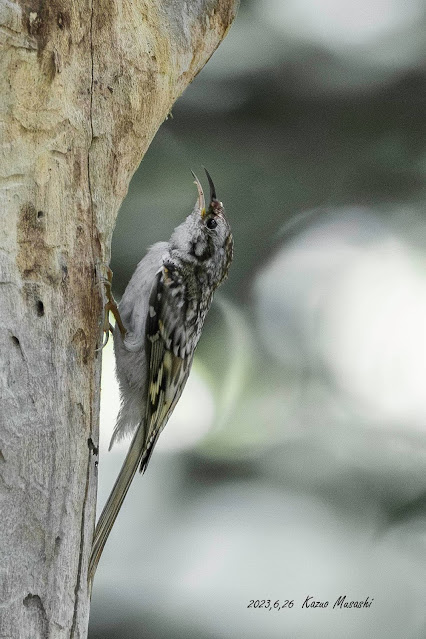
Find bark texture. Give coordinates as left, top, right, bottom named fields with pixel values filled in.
left=0, top=1, right=238, bottom=637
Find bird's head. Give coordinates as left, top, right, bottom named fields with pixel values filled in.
left=170, top=169, right=234, bottom=287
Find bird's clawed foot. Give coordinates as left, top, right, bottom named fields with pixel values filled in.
left=97, top=265, right=126, bottom=350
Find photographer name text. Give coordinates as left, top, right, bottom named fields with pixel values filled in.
left=247, top=596, right=374, bottom=611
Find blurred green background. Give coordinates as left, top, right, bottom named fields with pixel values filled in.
left=89, top=0, right=426, bottom=637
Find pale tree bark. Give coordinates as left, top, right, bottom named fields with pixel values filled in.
left=0, top=1, right=238, bottom=637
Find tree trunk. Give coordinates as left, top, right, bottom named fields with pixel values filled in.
left=0, top=1, right=238, bottom=637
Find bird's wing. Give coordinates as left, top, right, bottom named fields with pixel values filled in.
left=139, top=264, right=197, bottom=472
left=89, top=263, right=196, bottom=583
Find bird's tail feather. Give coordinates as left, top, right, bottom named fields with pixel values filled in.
left=88, top=424, right=146, bottom=586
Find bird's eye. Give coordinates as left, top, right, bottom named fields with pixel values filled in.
left=206, top=217, right=217, bottom=230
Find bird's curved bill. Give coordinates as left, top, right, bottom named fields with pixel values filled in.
left=203, top=167, right=217, bottom=203
left=191, top=171, right=206, bottom=217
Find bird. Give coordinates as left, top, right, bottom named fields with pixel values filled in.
left=88, top=169, right=233, bottom=584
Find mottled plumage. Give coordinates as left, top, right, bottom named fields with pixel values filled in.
left=89, top=170, right=233, bottom=583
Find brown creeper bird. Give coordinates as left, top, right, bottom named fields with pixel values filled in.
left=89, top=169, right=233, bottom=583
